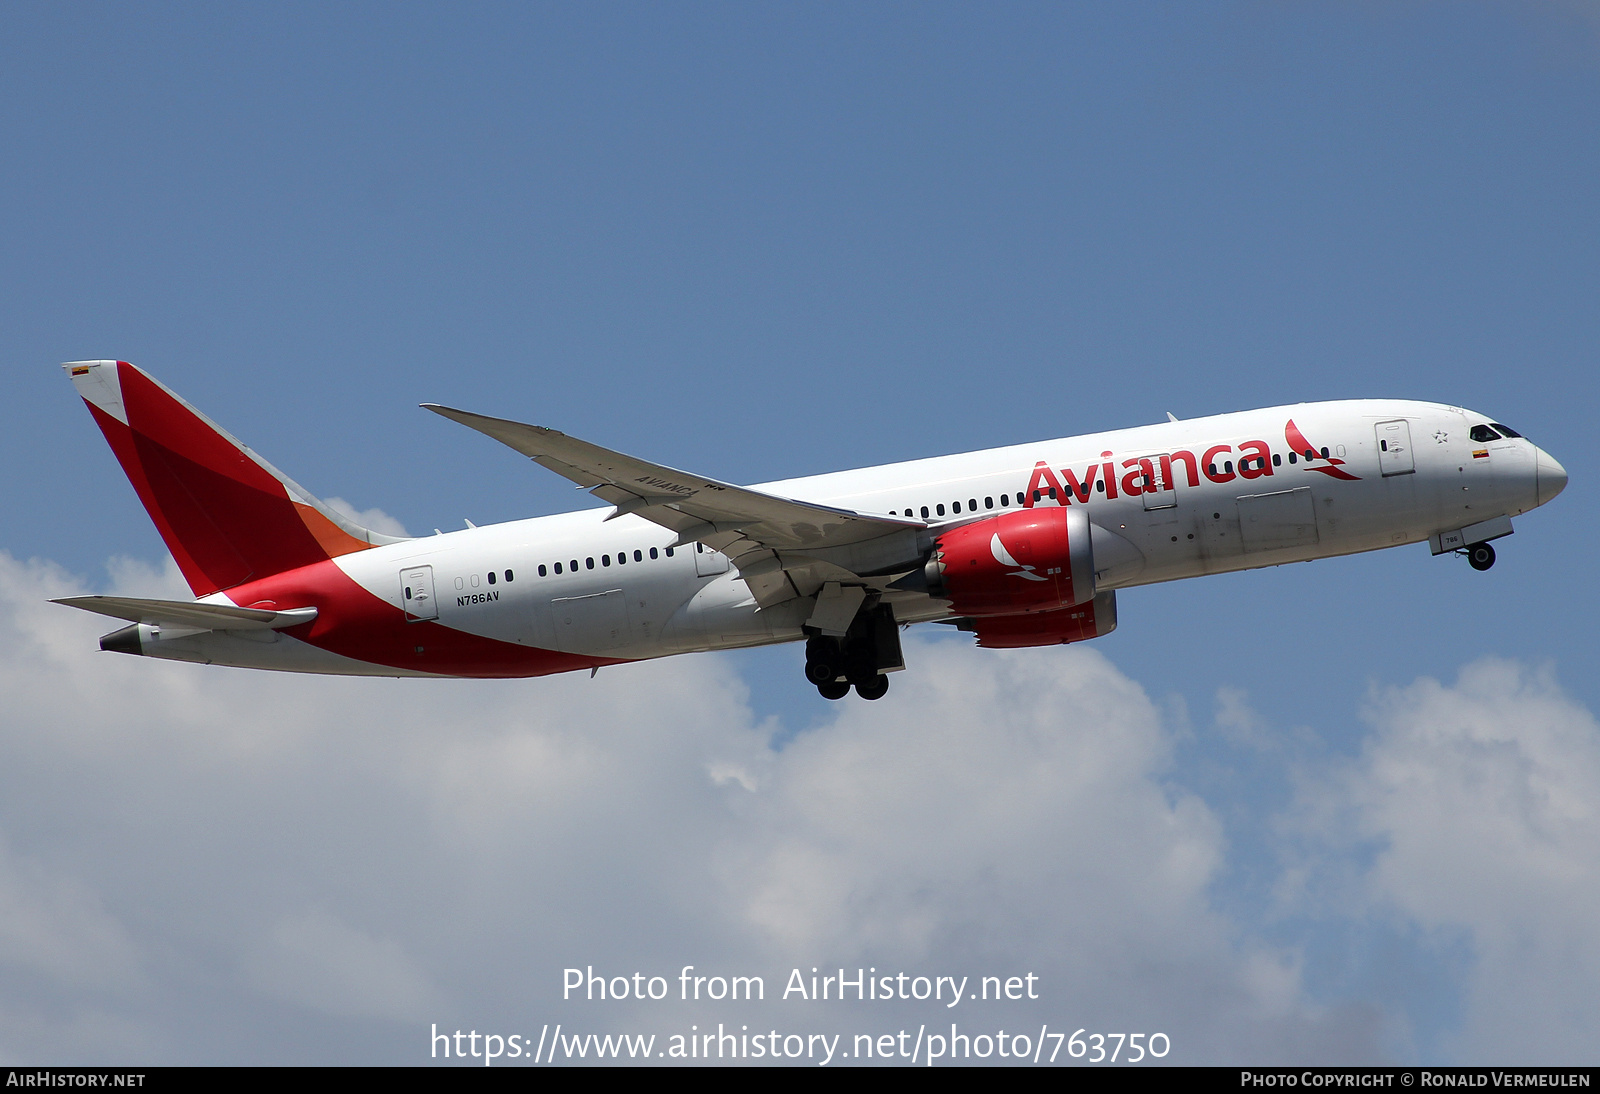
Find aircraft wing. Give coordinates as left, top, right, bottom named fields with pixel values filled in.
left=422, top=405, right=927, bottom=608
left=52, top=596, right=318, bottom=631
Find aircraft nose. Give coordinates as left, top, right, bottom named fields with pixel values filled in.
left=1536, top=447, right=1568, bottom=506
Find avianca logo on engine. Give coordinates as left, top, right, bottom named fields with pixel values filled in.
left=990, top=533, right=1047, bottom=582
left=1023, top=418, right=1359, bottom=506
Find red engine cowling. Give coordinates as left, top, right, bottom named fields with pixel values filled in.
left=925, top=506, right=1096, bottom=617
left=961, top=591, right=1118, bottom=648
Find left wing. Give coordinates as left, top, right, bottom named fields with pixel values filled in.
left=422, top=405, right=927, bottom=608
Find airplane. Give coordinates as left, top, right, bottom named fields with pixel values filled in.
left=53, top=360, right=1567, bottom=701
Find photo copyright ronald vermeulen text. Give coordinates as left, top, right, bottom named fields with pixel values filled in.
left=429, top=965, right=1170, bottom=1065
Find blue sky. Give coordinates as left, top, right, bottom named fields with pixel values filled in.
left=2, top=2, right=1597, bottom=1065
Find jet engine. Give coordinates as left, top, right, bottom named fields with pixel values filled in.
left=922, top=506, right=1096, bottom=617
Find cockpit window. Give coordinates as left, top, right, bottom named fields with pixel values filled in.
left=1469, top=424, right=1502, bottom=443
left=1490, top=422, right=1522, bottom=439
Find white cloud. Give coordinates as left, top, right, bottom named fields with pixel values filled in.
left=1296, top=659, right=1600, bottom=1063
left=243, top=910, right=434, bottom=1023
left=0, top=838, right=140, bottom=989
left=0, top=549, right=1537, bottom=1064
left=323, top=498, right=411, bottom=539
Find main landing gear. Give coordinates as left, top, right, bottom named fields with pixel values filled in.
left=1465, top=542, right=1496, bottom=571
left=805, top=603, right=902, bottom=701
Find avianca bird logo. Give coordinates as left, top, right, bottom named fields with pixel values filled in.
left=991, top=533, right=1047, bottom=581
left=1285, top=419, right=1361, bottom=481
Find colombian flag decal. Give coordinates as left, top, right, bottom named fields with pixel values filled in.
left=1472, top=449, right=1489, bottom=459
left=71, top=366, right=90, bottom=376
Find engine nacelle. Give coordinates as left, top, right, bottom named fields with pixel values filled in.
left=925, top=506, right=1095, bottom=617
left=960, top=590, right=1118, bottom=649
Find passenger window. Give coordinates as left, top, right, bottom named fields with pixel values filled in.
left=570, top=559, right=578, bottom=572
left=665, top=547, right=674, bottom=557
left=936, top=503, right=945, bottom=516
left=1272, top=454, right=1281, bottom=466
left=1016, top=492, right=1025, bottom=505
left=969, top=498, right=977, bottom=510
left=1095, top=480, right=1104, bottom=493
left=554, top=562, right=562, bottom=574
left=585, top=558, right=594, bottom=570
left=952, top=501, right=961, bottom=514
left=985, top=497, right=994, bottom=509
left=487, top=571, right=496, bottom=584
left=616, top=552, right=625, bottom=565
left=1490, top=423, right=1522, bottom=438
left=1470, top=424, right=1502, bottom=442
left=1320, top=447, right=1329, bottom=459
left=999, top=494, right=1009, bottom=507
left=1288, top=452, right=1297, bottom=464
left=634, top=550, right=642, bottom=562
left=1224, top=461, right=1233, bottom=474
left=505, top=570, right=513, bottom=582
left=649, top=547, right=658, bottom=559
left=538, top=565, right=548, bottom=577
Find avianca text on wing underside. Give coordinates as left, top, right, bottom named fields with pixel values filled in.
left=1021, top=419, right=1359, bottom=506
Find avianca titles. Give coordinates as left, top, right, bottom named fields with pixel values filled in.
left=55, top=361, right=1568, bottom=701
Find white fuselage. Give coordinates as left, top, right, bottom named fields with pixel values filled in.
left=152, top=399, right=1559, bottom=676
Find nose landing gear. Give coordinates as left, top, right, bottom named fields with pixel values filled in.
left=1465, top=542, right=1496, bottom=571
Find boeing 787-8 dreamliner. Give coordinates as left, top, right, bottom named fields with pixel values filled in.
left=54, top=361, right=1567, bottom=700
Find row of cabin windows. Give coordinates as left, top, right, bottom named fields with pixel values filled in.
left=454, top=571, right=513, bottom=589
left=535, top=546, right=676, bottom=578
left=900, top=492, right=1028, bottom=519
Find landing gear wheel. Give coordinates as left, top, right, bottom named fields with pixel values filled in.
left=804, top=659, right=839, bottom=685
left=854, top=674, right=890, bottom=701
left=1467, top=542, right=1496, bottom=571
left=817, top=680, right=850, bottom=701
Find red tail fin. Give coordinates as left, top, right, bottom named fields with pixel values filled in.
left=65, top=361, right=406, bottom=596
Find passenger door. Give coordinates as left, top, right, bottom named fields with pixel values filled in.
left=400, top=566, right=438, bottom=621
left=1375, top=420, right=1415, bottom=477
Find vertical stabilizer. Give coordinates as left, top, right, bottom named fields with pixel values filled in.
left=64, top=361, right=407, bottom=597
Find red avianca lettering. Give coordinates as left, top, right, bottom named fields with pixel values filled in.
left=1021, top=419, right=1359, bottom=507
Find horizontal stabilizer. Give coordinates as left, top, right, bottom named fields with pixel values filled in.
left=52, top=596, right=317, bottom=631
